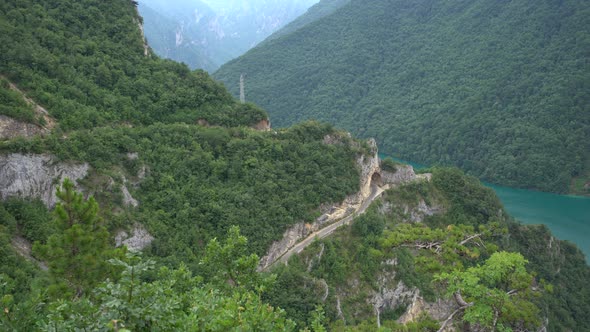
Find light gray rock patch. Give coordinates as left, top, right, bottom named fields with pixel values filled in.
left=0, top=153, right=89, bottom=208
left=115, top=224, right=154, bottom=252
left=0, top=115, right=43, bottom=140
left=381, top=165, right=416, bottom=186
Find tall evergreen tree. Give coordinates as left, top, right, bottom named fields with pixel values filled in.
left=33, top=179, right=124, bottom=298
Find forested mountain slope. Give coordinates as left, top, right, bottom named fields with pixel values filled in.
left=215, top=0, right=590, bottom=193
left=0, top=0, right=266, bottom=131
left=262, top=0, right=350, bottom=44
left=266, top=168, right=590, bottom=331
left=138, top=1, right=219, bottom=72
left=0, top=0, right=588, bottom=331
left=0, top=0, right=362, bottom=328
left=0, top=0, right=361, bottom=292
left=138, top=0, right=318, bottom=71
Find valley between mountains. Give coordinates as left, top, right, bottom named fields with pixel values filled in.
left=0, top=0, right=588, bottom=331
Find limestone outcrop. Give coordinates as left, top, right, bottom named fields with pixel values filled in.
left=345, top=138, right=380, bottom=205
left=115, top=224, right=154, bottom=251
left=0, top=77, right=56, bottom=140
left=379, top=196, right=443, bottom=223
left=0, top=115, right=44, bottom=140
left=0, top=153, right=89, bottom=208
left=258, top=222, right=310, bottom=270
left=404, top=199, right=443, bottom=222
left=381, top=165, right=417, bottom=186
left=398, top=292, right=457, bottom=331
left=11, top=236, right=48, bottom=271
left=259, top=139, right=378, bottom=270
left=258, top=137, right=421, bottom=270
left=366, top=258, right=456, bottom=329
left=133, top=3, right=150, bottom=57
left=251, top=119, right=271, bottom=131
left=121, top=175, right=139, bottom=208
left=370, top=279, right=417, bottom=325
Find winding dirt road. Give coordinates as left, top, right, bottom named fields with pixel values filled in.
left=269, top=183, right=386, bottom=268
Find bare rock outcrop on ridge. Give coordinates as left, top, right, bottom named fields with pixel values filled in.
left=258, top=137, right=420, bottom=270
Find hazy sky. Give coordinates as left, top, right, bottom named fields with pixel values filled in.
left=201, top=0, right=319, bottom=11
left=140, top=0, right=319, bottom=12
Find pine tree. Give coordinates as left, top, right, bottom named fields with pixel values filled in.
left=33, top=178, right=124, bottom=298
left=435, top=252, right=541, bottom=331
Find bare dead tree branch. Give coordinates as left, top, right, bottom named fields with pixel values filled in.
left=459, top=233, right=483, bottom=246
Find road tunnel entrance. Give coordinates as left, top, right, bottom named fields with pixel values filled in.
left=371, top=172, right=383, bottom=187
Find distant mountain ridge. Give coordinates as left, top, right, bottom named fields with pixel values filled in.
left=138, top=0, right=318, bottom=71
left=0, top=1, right=589, bottom=331
left=215, top=0, right=590, bottom=193
left=261, top=0, right=350, bottom=43
left=138, top=1, right=218, bottom=71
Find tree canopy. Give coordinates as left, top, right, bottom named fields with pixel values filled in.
left=215, top=0, right=590, bottom=193
left=0, top=0, right=266, bottom=130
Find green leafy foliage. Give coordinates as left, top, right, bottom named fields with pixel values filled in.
left=263, top=167, right=589, bottom=330
left=262, top=0, right=351, bottom=44
left=0, top=0, right=265, bottom=130
left=33, top=179, right=125, bottom=298
left=308, top=305, right=328, bottom=332
left=263, top=261, right=325, bottom=329
left=429, top=167, right=504, bottom=227
left=0, top=120, right=361, bottom=265
left=0, top=78, right=37, bottom=124
left=0, top=198, right=51, bottom=243
left=39, top=230, right=296, bottom=332
left=502, top=223, right=590, bottom=331
left=380, top=158, right=399, bottom=173
left=201, top=226, right=270, bottom=292
left=0, top=0, right=588, bottom=329
left=215, top=0, right=590, bottom=193
left=435, top=252, right=540, bottom=331
left=0, top=201, right=52, bottom=330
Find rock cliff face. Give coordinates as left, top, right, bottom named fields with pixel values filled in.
left=11, top=235, right=48, bottom=271
left=258, top=222, right=311, bottom=270
left=115, top=224, right=154, bottom=251
left=404, top=199, right=443, bottom=223
left=370, top=278, right=417, bottom=326
left=381, top=166, right=417, bottom=186
left=259, top=138, right=421, bottom=270
left=0, top=154, right=89, bottom=208
left=259, top=139, right=380, bottom=270
left=367, top=258, right=450, bottom=328
left=133, top=3, right=150, bottom=57
left=0, top=115, right=43, bottom=140
left=379, top=195, right=443, bottom=223
left=251, top=119, right=271, bottom=131
left=398, top=293, right=456, bottom=331
left=345, top=138, right=380, bottom=205
left=0, top=77, right=56, bottom=140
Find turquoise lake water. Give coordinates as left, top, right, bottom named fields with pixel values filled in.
left=383, top=155, right=590, bottom=262
left=489, top=184, right=590, bottom=262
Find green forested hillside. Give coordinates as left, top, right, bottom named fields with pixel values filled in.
left=265, top=168, right=590, bottom=331
left=137, top=0, right=319, bottom=72
left=215, top=0, right=590, bottom=193
left=0, top=0, right=360, bottom=328
left=0, top=121, right=363, bottom=330
left=1, top=0, right=589, bottom=331
left=2, top=121, right=360, bottom=260
left=0, top=0, right=265, bottom=130
left=262, top=0, right=350, bottom=44
left=138, top=1, right=218, bottom=72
